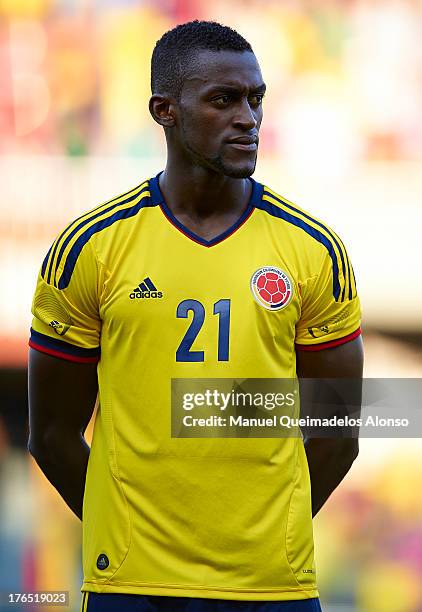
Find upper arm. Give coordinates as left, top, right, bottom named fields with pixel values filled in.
left=296, top=335, right=364, bottom=379
left=296, top=338, right=364, bottom=447
left=28, top=348, right=98, bottom=449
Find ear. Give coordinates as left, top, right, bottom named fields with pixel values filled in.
left=149, top=95, right=177, bottom=127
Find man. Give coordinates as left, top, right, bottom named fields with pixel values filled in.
left=28, top=20, right=363, bottom=612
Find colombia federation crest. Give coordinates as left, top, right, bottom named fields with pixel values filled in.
left=250, top=266, right=293, bottom=311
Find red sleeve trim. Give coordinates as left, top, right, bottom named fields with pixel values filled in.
left=29, top=340, right=100, bottom=364
left=295, top=327, right=361, bottom=352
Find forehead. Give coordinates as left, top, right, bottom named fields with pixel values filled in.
left=182, top=50, right=263, bottom=94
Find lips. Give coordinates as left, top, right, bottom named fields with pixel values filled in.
left=226, top=136, right=258, bottom=152
left=227, top=135, right=258, bottom=145
left=228, top=142, right=257, bottom=151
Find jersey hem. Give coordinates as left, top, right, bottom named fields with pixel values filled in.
left=81, top=581, right=319, bottom=601
left=295, top=327, right=361, bottom=351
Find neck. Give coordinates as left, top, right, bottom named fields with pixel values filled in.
left=159, top=159, right=252, bottom=220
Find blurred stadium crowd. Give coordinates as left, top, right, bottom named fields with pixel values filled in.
left=0, top=0, right=422, bottom=162
left=1, top=1, right=422, bottom=611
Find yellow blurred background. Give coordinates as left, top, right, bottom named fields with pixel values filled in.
left=0, top=1, right=422, bottom=611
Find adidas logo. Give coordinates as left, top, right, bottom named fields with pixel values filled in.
left=130, top=277, right=163, bottom=300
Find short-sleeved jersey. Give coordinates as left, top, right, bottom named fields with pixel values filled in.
left=29, top=174, right=361, bottom=602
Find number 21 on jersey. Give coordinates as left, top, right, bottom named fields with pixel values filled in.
left=176, top=299, right=231, bottom=362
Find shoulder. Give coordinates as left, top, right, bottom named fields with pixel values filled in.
left=256, top=183, right=342, bottom=250
left=256, top=182, right=354, bottom=303
left=41, top=178, right=152, bottom=290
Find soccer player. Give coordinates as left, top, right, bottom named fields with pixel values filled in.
left=28, top=21, right=363, bottom=612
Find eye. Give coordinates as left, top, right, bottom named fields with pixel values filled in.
left=212, top=95, right=233, bottom=107
left=249, top=94, right=265, bottom=107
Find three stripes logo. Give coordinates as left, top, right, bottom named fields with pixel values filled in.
left=130, top=277, right=163, bottom=300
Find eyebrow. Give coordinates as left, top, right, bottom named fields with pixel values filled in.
left=205, top=82, right=267, bottom=94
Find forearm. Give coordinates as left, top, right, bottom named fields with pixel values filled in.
left=305, top=437, right=358, bottom=517
left=29, top=433, right=90, bottom=520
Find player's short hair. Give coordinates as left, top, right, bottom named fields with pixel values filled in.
left=151, top=20, right=253, bottom=98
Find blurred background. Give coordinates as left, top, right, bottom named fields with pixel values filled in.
left=0, top=0, right=422, bottom=610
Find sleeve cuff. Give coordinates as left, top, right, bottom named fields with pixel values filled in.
left=29, top=328, right=100, bottom=364
left=295, top=327, right=361, bottom=352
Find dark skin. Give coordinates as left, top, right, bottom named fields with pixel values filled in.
left=28, top=49, right=363, bottom=520
left=28, top=352, right=97, bottom=519
left=149, top=50, right=265, bottom=239
left=297, top=336, right=363, bottom=516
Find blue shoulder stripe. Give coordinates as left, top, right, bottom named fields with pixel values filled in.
left=257, top=197, right=342, bottom=301
left=350, top=263, right=357, bottom=298
left=262, top=191, right=349, bottom=302
left=57, top=196, right=156, bottom=290
left=45, top=182, right=149, bottom=285
left=336, top=233, right=353, bottom=301
left=41, top=244, right=53, bottom=278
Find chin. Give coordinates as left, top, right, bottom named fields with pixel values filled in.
left=221, top=161, right=257, bottom=179
left=197, top=152, right=257, bottom=179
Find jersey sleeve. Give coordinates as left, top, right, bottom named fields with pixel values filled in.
left=295, top=246, right=361, bottom=351
left=29, top=238, right=101, bottom=363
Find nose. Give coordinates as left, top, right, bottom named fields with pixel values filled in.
left=232, top=98, right=258, bottom=131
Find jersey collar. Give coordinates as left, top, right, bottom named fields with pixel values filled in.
left=148, top=171, right=263, bottom=247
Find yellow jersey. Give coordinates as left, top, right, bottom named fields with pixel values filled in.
left=29, top=173, right=361, bottom=601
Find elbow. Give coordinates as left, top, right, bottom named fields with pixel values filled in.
left=307, top=437, right=359, bottom=468
left=351, top=439, right=359, bottom=462
left=28, top=426, right=76, bottom=465
left=338, top=438, right=359, bottom=470
left=27, top=433, right=50, bottom=465
left=27, top=435, right=43, bottom=462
